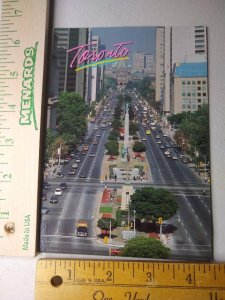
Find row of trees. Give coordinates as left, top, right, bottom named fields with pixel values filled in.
left=44, top=92, right=88, bottom=161
left=168, top=104, right=209, bottom=161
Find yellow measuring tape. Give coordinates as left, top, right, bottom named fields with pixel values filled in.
left=35, top=259, right=225, bottom=300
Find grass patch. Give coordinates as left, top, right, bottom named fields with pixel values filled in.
left=99, top=206, right=113, bottom=213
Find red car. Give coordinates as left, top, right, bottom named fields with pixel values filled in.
left=111, top=248, right=122, bottom=256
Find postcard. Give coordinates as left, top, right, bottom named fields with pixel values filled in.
left=40, top=23, right=211, bottom=261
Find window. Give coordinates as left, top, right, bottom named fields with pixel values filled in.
left=197, top=93, right=201, bottom=96
left=182, top=104, right=186, bottom=109
left=198, top=99, right=201, bottom=103
left=202, top=80, right=206, bottom=84
left=197, top=81, right=201, bottom=84
left=203, top=93, right=207, bottom=96
left=198, top=87, right=201, bottom=90
left=182, top=92, right=186, bottom=97
left=192, top=104, right=197, bottom=110
left=192, top=81, right=196, bottom=85
left=192, top=92, right=196, bottom=97
left=187, top=81, right=191, bottom=85
left=187, top=93, right=191, bottom=97
left=182, top=81, right=186, bottom=85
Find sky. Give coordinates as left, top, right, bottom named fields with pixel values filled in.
left=91, top=27, right=156, bottom=65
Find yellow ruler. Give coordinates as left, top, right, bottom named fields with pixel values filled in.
left=35, top=259, right=225, bottom=300
left=0, top=0, right=50, bottom=256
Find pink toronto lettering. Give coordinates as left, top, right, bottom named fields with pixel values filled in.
left=67, top=41, right=133, bottom=68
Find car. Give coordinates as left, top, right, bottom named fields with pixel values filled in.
left=79, top=172, right=87, bottom=178
left=156, top=135, right=160, bottom=139
left=160, top=145, right=165, bottom=149
left=60, top=182, right=67, bottom=190
left=172, top=155, right=178, bottom=160
left=50, top=195, right=58, bottom=204
left=182, top=158, right=188, bottom=164
left=111, top=248, right=122, bottom=256
left=70, top=152, right=76, bottom=158
left=42, top=193, right=47, bottom=201
left=55, top=188, right=62, bottom=196
left=156, top=140, right=162, bottom=144
left=75, top=158, right=81, bottom=163
left=142, top=138, right=146, bottom=141
left=93, top=139, right=98, bottom=145
left=89, top=152, right=95, bottom=157
left=81, top=151, right=87, bottom=155
left=43, top=183, right=51, bottom=190
left=41, top=207, right=50, bottom=215
left=56, top=171, right=64, bottom=178
left=96, top=133, right=101, bottom=137
left=166, top=153, right=172, bottom=158
left=164, top=150, right=171, bottom=156
left=64, top=156, right=71, bottom=163
left=68, top=169, right=76, bottom=175
left=94, top=125, right=98, bottom=130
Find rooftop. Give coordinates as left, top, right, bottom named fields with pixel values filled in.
left=174, top=62, right=207, bottom=78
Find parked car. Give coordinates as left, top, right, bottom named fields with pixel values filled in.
left=56, top=171, right=64, bottom=178
left=42, top=193, right=47, bottom=201
left=41, top=207, right=50, bottom=215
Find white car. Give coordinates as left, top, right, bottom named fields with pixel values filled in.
left=55, top=188, right=62, bottom=196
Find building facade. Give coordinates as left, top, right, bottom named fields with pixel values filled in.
left=172, top=62, right=208, bottom=114
left=155, top=26, right=208, bottom=115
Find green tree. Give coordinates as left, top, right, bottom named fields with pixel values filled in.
left=111, top=119, right=122, bottom=131
left=108, top=130, right=120, bottom=141
left=49, top=136, right=70, bottom=159
left=132, top=141, right=146, bottom=153
left=97, top=218, right=117, bottom=235
left=105, top=140, right=119, bottom=156
left=129, top=122, right=139, bottom=135
left=122, top=237, right=170, bottom=259
left=57, top=91, right=87, bottom=145
left=130, top=187, right=178, bottom=221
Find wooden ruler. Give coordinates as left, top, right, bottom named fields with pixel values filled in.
left=35, top=259, right=225, bottom=300
left=0, top=0, right=50, bottom=256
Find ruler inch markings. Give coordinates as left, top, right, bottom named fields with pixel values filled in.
left=35, top=260, right=225, bottom=300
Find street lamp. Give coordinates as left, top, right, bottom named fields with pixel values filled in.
left=133, top=210, right=136, bottom=237
left=126, top=192, right=130, bottom=230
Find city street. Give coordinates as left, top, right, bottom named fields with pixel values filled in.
left=40, top=94, right=212, bottom=261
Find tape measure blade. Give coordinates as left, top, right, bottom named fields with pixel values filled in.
left=0, top=0, right=50, bottom=256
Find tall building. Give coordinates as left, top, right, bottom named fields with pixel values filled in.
left=90, top=35, right=101, bottom=102
left=155, top=26, right=208, bottom=114
left=172, top=62, right=208, bottom=114
left=48, top=28, right=88, bottom=98
left=133, top=52, right=154, bottom=76
left=155, top=27, right=165, bottom=104
left=47, top=28, right=88, bottom=130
